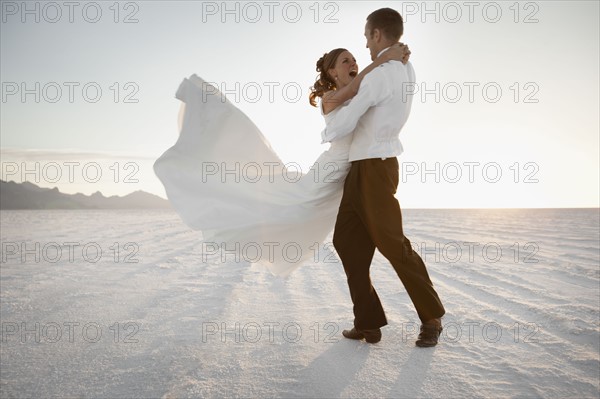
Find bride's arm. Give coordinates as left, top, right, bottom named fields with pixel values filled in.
left=322, top=43, right=410, bottom=114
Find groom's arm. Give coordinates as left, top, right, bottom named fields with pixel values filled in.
left=321, top=68, right=391, bottom=143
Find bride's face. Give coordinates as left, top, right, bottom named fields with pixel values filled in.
left=329, top=51, right=358, bottom=89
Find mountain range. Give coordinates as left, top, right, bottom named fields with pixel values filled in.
left=0, top=180, right=171, bottom=210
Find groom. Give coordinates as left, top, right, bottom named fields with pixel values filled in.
left=321, top=8, right=445, bottom=346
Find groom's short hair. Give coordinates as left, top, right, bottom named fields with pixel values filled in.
left=367, top=8, right=403, bottom=41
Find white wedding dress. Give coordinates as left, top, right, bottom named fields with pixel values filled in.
left=154, top=75, right=352, bottom=276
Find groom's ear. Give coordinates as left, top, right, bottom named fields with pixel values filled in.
left=371, top=28, right=381, bottom=42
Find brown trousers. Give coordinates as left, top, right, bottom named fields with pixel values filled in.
left=333, top=157, right=445, bottom=329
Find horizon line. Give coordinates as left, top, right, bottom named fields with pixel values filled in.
left=3, top=179, right=599, bottom=210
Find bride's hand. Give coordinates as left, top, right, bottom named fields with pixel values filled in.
left=382, top=42, right=411, bottom=65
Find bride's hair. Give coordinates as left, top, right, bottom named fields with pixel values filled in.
left=309, top=48, right=347, bottom=107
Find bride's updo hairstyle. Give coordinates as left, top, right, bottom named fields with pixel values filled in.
left=309, top=48, right=347, bottom=107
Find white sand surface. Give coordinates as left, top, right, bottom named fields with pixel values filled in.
left=1, top=209, right=598, bottom=398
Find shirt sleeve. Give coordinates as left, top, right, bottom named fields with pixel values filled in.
left=321, top=67, right=391, bottom=143
left=406, top=62, right=416, bottom=117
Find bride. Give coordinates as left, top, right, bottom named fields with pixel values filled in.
left=154, top=44, right=410, bottom=276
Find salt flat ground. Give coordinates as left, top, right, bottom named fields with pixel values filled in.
left=1, top=209, right=599, bottom=398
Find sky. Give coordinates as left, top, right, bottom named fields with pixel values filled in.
left=1, top=0, right=599, bottom=208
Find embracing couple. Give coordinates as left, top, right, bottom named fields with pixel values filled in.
left=155, top=8, right=445, bottom=347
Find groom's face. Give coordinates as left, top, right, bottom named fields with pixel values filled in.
left=364, top=23, right=378, bottom=61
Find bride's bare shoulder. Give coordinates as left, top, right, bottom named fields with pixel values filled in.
left=321, top=91, right=336, bottom=115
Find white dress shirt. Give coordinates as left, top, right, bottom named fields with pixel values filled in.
left=321, top=47, right=416, bottom=162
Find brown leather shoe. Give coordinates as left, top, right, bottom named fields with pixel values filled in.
left=416, top=318, right=443, bottom=347
left=342, top=327, right=382, bottom=343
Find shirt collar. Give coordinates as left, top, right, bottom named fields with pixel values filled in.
left=376, top=46, right=392, bottom=58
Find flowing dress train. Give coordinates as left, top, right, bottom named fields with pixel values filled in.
left=154, top=74, right=352, bottom=276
